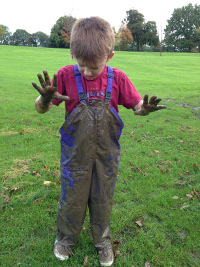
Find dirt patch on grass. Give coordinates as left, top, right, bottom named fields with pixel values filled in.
left=165, top=99, right=200, bottom=118
left=192, top=106, right=200, bottom=118
left=192, top=107, right=200, bottom=112
left=6, top=159, right=32, bottom=178
left=175, top=103, right=189, bottom=108
left=164, top=98, right=177, bottom=102
left=0, top=131, right=19, bottom=136
left=0, top=128, right=39, bottom=136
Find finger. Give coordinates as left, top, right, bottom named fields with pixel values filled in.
left=32, top=82, right=44, bottom=94
left=43, top=70, right=51, bottom=86
left=156, top=105, right=167, bottom=110
left=154, top=98, right=162, bottom=105
left=143, top=94, right=149, bottom=105
left=149, top=95, right=157, bottom=105
left=52, top=73, right=58, bottom=88
left=37, top=73, right=46, bottom=88
left=55, top=94, right=70, bottom=101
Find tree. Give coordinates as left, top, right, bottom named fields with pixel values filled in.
left=0, top=25, right=12, bottom=45
left=164, top=4, right=200, bottom=52
left=125, top=8, right=159, bottom=51
left=126, top=9, right=144, bottom=51
left=10, top=29, right=31, bottom=46
left=141, top=21, right=159, bottom=48
left=50, top=15, right=76, bottom=48
left=117, top=21, right=133, bottom=51
left=31, top=32, right=50, bottom=47
left=0, top=26, right=4, bottom=38
left=61, top=16, right=76, bottom=45
left=113, top=27, right=119, bottom=50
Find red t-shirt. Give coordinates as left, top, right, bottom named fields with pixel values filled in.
left=52, top=65, right=142, bottom=115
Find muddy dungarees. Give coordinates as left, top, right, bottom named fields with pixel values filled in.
left=56, top=65, right=124, bottom=250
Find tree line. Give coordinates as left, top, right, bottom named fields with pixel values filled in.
left=0, top=4, right=199, bottom=52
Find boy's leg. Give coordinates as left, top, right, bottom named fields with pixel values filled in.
left=54, top=168, right=92, bottom=259
left=88, top=163, right=117, bottom=266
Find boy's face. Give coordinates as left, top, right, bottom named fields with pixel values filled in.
left=76, top=52, right=114, bottom=81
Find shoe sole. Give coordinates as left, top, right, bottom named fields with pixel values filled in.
left=53, top=250, right=69, bottom=261
left=100, top=257, right=114, bottom=266
left=100, top=261, right=114, bottom=266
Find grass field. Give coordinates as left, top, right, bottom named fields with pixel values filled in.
left=0, top=45, right=200, bottom=267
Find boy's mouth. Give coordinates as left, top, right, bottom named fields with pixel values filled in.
left=85, top=76, right=94, bottom=80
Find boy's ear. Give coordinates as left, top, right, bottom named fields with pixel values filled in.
left=107, top=52, right=115, bottom=62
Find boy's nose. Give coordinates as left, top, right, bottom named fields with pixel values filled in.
left=84, top=67, right=92, bottom=76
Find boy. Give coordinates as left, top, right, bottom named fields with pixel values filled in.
left=32, top=17, right=166, bottom=266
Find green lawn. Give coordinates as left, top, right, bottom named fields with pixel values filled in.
left=0, top=46, right=200, bottom=266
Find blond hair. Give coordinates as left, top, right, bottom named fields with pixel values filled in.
left=70, top=17, right=115, bottom=65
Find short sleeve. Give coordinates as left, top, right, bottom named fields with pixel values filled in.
left=118, top=71, right=142, bottom=109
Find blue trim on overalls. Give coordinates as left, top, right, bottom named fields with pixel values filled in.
left=74, top=64, right=114, bottom=102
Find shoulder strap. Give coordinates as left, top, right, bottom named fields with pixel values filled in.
left=74, top=65, right=88, bottom=102
left=74, top=65, right=114, bottom=102
left=105, top=66, right=114, bottom=101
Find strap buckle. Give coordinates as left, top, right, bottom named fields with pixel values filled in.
left=105, top=92, right=112, bottom=100
left=107, top=73, right=114, bottom=79
left=74, top=70, right=81, bottom=77
left=78, top=92, right=88, bottom=101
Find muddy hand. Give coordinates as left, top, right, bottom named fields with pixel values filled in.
left=135, top=94, right=166, bottom=115
left=32, top=70, right=70, bottom=102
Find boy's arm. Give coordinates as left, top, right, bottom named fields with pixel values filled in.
left=32, top=70, right=69, bottom=114
left=133, top=94, right=166, bottom=116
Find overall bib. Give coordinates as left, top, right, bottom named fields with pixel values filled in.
left=56, top=65, right=124, bottom=250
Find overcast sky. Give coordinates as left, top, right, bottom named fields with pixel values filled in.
left=1, top=0, right=199, bottom=38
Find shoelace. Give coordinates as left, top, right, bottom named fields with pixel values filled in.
left=65, top=246, right=74, bottom=256
left=100, top=246, right=112, bottom=256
